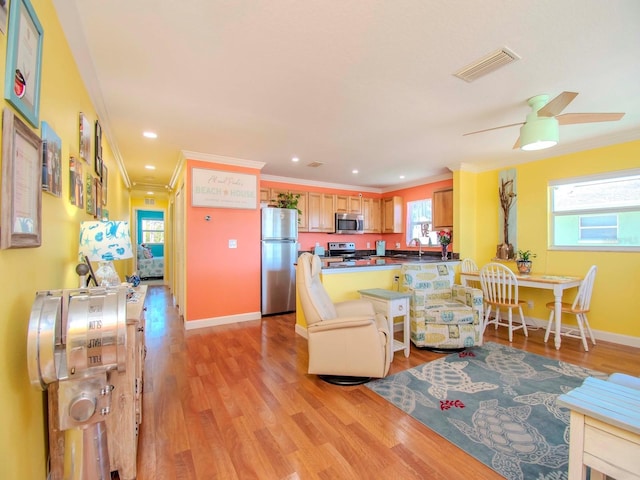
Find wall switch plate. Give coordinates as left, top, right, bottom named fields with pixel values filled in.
left=527, top=300, right=534, bottom=309
left=229, top=239, right=237, bottom=248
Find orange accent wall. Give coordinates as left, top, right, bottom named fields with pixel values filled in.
left=186, top=160, right=261, bottom=321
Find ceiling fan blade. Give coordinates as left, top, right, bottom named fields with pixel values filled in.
left=538, top=91, right=578, bottom=117
left=512, top=136, right=521, bottom=149
left=556, top=112, right=625, bottom=125
left=463, top=122, right=524, bottom=136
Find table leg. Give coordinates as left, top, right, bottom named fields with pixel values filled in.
left=553, top=285, right=563, bottom=350
left=387, top=304, right=394, bottom=362
left=403, top=302, right=410, bottom=357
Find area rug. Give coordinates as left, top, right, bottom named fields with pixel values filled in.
left=366, top=342, right=608, bottom=480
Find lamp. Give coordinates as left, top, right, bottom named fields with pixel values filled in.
left=78, top=221, right=133, bottom=287
left=520, top=115, right=559, bottom=151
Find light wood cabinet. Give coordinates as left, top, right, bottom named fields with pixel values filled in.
left=336, top=195, right=362, bottom=214
left=382, top=196, right=403, bottom=233
left=433, top=188, right=453, bottom=229
left=308, top=192, right=335, bottom=232
left=259, top=187, right=270, bottom=203
left=362, top=197, right=381, bottom=233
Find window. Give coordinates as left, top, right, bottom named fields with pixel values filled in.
left=141, top=219, right=164, bottom=245
left=405, top=199, right=437, bottom=245
left=549, top=169, right=640, bottom=250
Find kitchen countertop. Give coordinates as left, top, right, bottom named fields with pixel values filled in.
left=319, top=256, right=459, bottom=273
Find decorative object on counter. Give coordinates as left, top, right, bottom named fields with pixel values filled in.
left=78, top=221, right=133, bottom=286
left=438, top=230, right=452, bottom=260
left=274, top=191, right=302, bottom=223
left=496, top=172, right=517, bottom=260
left=515, top=249, right=536, bottom=274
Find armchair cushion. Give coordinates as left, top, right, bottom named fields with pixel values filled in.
left=400, top=263, right=483, bottom=349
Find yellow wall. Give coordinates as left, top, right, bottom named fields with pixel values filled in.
left=456, top=140, right=640, bottom=341
left=0, top=1, right=131, bottom=477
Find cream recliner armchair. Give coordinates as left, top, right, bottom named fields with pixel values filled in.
left=296, top=253, right=391, bottom=385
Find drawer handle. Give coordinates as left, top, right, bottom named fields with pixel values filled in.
left=398, top=305, right=404, bottom=311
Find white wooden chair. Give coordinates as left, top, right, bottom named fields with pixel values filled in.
left=479, top=262, right=528, bottom=342
left=461, top=258, right=478, bottom=273
left=544, top=265, right=597, bottom=351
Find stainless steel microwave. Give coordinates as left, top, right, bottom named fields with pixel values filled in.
left=335, top=213, right=364, bottom=234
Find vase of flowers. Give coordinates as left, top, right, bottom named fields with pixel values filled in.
left=438, top=230, right=452, bottom=260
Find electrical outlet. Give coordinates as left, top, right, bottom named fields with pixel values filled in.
left=527, top=300, right=534, bottom=309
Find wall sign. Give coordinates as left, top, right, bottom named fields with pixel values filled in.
left=191, top=167, right=257, bottom=209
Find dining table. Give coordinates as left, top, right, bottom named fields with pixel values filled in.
left=460, top=270, right=582, bottom=349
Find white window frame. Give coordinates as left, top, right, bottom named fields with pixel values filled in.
left=141, top=218, right=165, bottom=245
left=549, top=168, right=640, bottom=252
left=405, top=199, right=437, bottom=246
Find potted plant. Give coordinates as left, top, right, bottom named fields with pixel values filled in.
left=516, top=249, right=537, bottom=274
left=275, top=191, right=302, bottom=223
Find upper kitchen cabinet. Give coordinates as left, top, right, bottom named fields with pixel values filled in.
left=382, top=196, right=403, bottom=233
left=362, top=197, right=381, bottom=233
left=307, top=192, right=335, bottom=232
left=336, top=195, right=362, bottom=214
left=432, top=188, right=453, bottom=229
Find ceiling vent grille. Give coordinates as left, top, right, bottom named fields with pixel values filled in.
left=144, top=198, right=155, bottom=205
left=454, top=47, right=520, bottom=83
left=307, top=161, right=324, bottom=168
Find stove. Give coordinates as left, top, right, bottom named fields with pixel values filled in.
left=327, top=242, right=370, bottom=260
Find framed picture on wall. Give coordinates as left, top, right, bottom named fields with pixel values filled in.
left=86, top=173, right=95, bottom=216
left=69, top=156, right=84, bottom=208
left=3, top=0, right=43, bottom=128
left=79, top=112, right=91, bottom=163
left=94, top=119, right=103, bottom=179
left=1, top=108, right=42, bottom=248
left=41, top=121, right=62, bottom=197
left=101, top=163, right=108, bottom=205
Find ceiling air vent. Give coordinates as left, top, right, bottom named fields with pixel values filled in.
left=307, top=161, right=324, bottom=168
left=454, top=47, right=520, bottom=83
left=144, top=198, right=155, bottom=206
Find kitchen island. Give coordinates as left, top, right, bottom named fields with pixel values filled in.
left=295, top=256, right=460, bottom=334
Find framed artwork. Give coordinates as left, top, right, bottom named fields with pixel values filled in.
left=94, top=177, right=102, bottom=219
left=41, top=121, right=62, bottom=197
left=0, top=0, right=8, bottom=35
left=101, top=163, right=108, bottom=205
left=1, top=108, right=42, bottom=248
left=3, top=0, right=43, bottom=128
left=79, top=112, right=90, bottom=163
left=69, top=156, right=84, bottom=208
left=86, top=172, right=95, bottom=216
left=94, top=119, right=102, bottom=178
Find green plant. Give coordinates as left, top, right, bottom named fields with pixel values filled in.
left=275, top=192, right=302, bottom=221
left=516, top=249, right=537, bottom=262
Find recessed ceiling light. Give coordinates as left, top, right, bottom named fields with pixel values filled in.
left=399, top=175, right=405, bottom=179
left=292, top=156, right=299, bottom=162
left=145, top=165, right=156, bottom=170
left=352, top=169, right=358, bottom=174
left=147, top=191, right=154, bottom=195
left=143, top=131, right=157, bottom=139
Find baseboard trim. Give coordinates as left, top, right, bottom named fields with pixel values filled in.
left=184, top=311, right=261, bottom=330
left=295, top=323, right=308, bottom=339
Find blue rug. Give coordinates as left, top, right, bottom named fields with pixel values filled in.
left=366, top=342, right=607, bottom=480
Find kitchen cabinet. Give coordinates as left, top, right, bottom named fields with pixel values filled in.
left=362, top=197, right=381, bottom=233
left=308, top=192, right=335, bottom=232
left=259, top=187, right=270, bottom=204
left=268, top=189, right=308, bottom=232
left=336, top=195, right=362, bottom=214
left=433, top=188, right=453, bottom=229
left=382, top=196, right=403, bottom=233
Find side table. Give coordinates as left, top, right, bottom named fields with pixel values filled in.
left=358, top=288, right=411, bottom=361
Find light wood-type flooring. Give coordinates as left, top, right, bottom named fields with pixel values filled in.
left=135, top=286, right=640, bottom=480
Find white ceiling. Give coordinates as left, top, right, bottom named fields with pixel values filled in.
left=53, top=0, right=640, bottom=193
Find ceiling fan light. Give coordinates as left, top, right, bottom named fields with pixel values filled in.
left=520, top=117, right=559, bottom=151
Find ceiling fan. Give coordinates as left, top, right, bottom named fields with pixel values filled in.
left=463, top=91, right=625, bottom=151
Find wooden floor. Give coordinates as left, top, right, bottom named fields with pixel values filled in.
left=136, top=286, right=640, bottom=480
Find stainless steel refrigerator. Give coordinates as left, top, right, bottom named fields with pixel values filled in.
left=261, top=208, right=298, bottom=315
